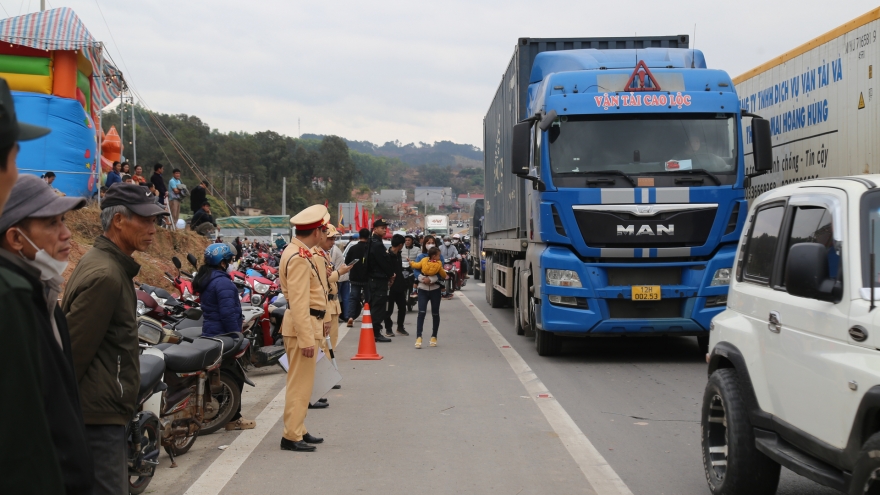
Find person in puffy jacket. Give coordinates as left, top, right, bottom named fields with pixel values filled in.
left=193, top=243, right=244, bottom=338
left=192, top=243, right=255, bottom=430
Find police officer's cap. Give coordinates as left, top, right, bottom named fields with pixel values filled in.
left=291, top=204, right=329, bottom=230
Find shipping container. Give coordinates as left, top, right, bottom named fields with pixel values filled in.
left=735, top=8, right=880, bottom=199
left=482, top=35, right=690, bottom=241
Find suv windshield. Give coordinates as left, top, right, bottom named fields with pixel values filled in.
left=548, top=113, right=737, bottom=178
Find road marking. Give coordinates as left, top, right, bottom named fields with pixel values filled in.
left=183, top=325, right=351, bottom=495
left=456, top=292, right=634, bottom=495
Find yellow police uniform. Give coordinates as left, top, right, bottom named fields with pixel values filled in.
left=312, top=224, right=343, bottom=351
left=279, top=205, right=328, bottom=444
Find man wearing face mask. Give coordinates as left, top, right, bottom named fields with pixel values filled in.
left=0, top=78, right=74, bottom=495
left=0, top=174, right=93, bottom=495
left=64, top=184, right=170, bottom=495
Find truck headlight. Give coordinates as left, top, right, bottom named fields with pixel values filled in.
left=710, top=268, right=731, bottom=286
left=546, top=269, right=582, bottom=287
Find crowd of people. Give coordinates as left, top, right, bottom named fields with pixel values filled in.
left=0, top=73, right=473, bottom=493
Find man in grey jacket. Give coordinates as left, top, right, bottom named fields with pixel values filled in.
left=64, top=184, right=169, bottom=495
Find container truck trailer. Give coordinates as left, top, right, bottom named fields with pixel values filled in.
left=482, top=36, right=773, bottom=355
left=734, top=7, right=879, bottom=194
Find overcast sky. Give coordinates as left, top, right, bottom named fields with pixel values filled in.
left=11, top=0, right=879, bottom=148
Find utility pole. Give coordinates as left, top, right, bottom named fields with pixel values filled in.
left=131, top=98, right=137, bottom=167
left=223, top=171, right=227, bottom=200
left=282, top=177, right=287, bottom=215
left=40, top=0, right=45, bottom=11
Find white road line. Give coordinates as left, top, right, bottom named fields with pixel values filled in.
left=183, top=325, right=351, bottom=495
left=456, top=292, right=634, bottom=495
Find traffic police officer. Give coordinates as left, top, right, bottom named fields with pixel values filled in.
left=316, top=224, right=348, bottom=351
left=279, top=204, right=330, bottom=452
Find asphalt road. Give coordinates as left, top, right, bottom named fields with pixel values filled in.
left=467, top=282, right=840, bottom=495
left=146, top=282, right=842, bottom=495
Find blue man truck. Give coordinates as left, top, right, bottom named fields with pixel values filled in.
left=482, top=36, right=773, bottom=355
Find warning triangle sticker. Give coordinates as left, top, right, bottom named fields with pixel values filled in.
left=623, top=60, right=661, bottom=92
left=859, top=92, right=866, bottom=109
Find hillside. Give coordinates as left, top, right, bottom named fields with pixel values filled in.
left=302, top=135, right=482, bottom=167
left=63, top=205, right=212, bottom=297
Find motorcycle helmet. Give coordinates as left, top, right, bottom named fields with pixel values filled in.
left=205, top=243, right=234, bottom=267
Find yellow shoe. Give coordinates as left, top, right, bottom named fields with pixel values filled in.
left=415, top=337, right=422, bottom=349
left=430, top=337, right=437, bottom=347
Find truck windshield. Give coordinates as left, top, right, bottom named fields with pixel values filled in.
left=548, top=113, right=737, bottom=178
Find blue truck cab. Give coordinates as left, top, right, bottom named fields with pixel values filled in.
left=482, top=37, right=772, bottom=355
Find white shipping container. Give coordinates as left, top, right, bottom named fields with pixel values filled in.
left=735, top=8, right=879, bottom=200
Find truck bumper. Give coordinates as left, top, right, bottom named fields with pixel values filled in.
left=537, top=245, right=736, bottom=336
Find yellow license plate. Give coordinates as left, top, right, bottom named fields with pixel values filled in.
left=632, top=285, right=662, bottom=301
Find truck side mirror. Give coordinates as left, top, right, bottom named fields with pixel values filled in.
left=511, top=121, right=532, bottom=176
left=785, top=243, right=840, bottom=302
left=752, top=118, right=772, bottom=173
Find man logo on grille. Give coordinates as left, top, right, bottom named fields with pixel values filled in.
left=617, top=225, right=674, bottom=236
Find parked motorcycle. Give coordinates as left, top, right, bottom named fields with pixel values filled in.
left=137, top=311, right=222, bottom=462
left=130, top=316, right=193, bottom=492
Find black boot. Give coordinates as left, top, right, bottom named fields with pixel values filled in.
left=375, top=332, right=391, bottom=342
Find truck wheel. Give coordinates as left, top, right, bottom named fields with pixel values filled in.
left=485, top=256, right=495, bottom=306
left=701, top=368, right=780, bottom=495
left=848, top=432, right=880, bottom=495
left=535, top=328, right=562, bottom=356
left=514, top=291, right=524, bottom=336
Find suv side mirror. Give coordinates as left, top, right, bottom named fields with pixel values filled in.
left=785, top=243, right=840, bottom=302
left=511, top=121, right=532, bottom=176
left=752, top=117, right=773, bottom=172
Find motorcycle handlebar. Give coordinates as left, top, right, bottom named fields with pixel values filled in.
left=182, top=336, right=194, bottom=343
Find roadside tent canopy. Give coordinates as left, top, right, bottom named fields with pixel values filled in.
left=216, top=216, right=291, bottom=229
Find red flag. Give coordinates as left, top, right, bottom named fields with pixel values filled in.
left=362, top=207, right=368, bottom=230
left=354, top=204, right=361, bottom=230
left=324, top=199, right=329, bottom=208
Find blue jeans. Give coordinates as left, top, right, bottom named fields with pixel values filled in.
left=416, top=288, right=441, bottom=338
left=338, top=281, right=350, bottom=319
left=347, top=283, right=366, bottom=320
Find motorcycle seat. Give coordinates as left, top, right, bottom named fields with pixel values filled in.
left=162, top=339, right=221, bottom=372
left=139, top=354, right=166, bottom=399
left=177, top=326, right=203, bottom=340
left=202, top=334, right=243, bottom=359
left=271, top=307, right=286, bottom=320
left=175, top=316, right=204, bottom=329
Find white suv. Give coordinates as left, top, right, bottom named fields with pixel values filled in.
left=702, top=176, right=880, bottom=495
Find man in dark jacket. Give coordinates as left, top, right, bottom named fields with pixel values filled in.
left=150, top=163, right=167, bottom=205
left=64, top=184, right=169, bottom=495
left=384, top=234, right=409, bottom=337
left=344, top=228, right=370, bottom=327
left=0, top=176, right=92, bottom=495
left=190, top=179, right=208, bottom=213
left=191, top=202, right=217, bottom=236
left=0, top=79, right=67, bottom=495
left=365, top=219, right=394, bottom=342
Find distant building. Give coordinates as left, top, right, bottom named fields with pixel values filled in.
left=415, top=187, right=453, bottom=207
left=378, top=189, right=406, bottom=206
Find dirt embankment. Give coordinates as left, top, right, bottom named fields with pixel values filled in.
left=63, top=205, right=212, bottom=296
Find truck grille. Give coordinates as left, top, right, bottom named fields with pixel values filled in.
left=607, top=299, right=681, bottom=319
left=606, top=267, right=681, bottom=286
left=573, top=207, right=717, bottom=248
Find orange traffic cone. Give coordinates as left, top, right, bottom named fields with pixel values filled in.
left=351, top=303, right=383, bottom=360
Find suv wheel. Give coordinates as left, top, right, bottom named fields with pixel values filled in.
left=849, top=432, right=880, bottom=495
left=701, top=368, right=780, bottom=495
